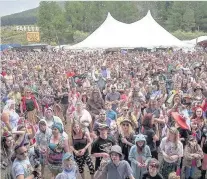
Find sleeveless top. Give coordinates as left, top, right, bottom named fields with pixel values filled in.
left=72, top=133, right=88, bottom=154
left=47, top=135, right=65, bottom=165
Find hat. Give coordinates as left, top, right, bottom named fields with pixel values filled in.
left=109, top=145, right=124, bottom=158
left=171, top=112, right=189, bottom=130
left=62, top=152, right=74, bottom=162
left=182, top=94, right=192, bottom=99
left=98, top=123, right=109, bottom=130
left=46, top=107, right=53, bottom=112
left=75, top=100, right=83, bottom=106
left=194, top=65, right=201, bottom=71
left=122, top=106, right=129, bottom=110
left=120, top=119, right=132, bottom=126
left=194, top=84, right=203, bottom=92
left=52, top=122, right=63, bottom=133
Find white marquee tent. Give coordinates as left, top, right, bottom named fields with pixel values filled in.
left=68, top=12, right=129, bottom=49
left=183, top=36, right=207, bottom=46
left=68, top=11, right=186, bottom=49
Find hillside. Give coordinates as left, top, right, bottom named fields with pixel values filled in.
left=1, top=2, right=65, bottom=26
left=1, top=8, right=38, bottom=26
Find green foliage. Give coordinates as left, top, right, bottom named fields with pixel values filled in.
left=1, top=27, right=28, bottom=44
left=172, top=30, right=207, bottom=40
left=38, top=1, right=66, bottom=44
left=183, top=7, right=195, bottom=31
left=73, top=30, right=89, bottom=43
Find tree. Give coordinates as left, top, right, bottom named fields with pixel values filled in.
left=38, top=2, right=66, bottom=44
left=182, top=7, right=196, bottom=31
left=167, top=2, right=186, bottom=31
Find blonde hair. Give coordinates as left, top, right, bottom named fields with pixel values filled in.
left=119, top=120, right=134, bottom=137
left=168, top=172, right=180, bottom=179
left=166, top=127, right=179, bottom=149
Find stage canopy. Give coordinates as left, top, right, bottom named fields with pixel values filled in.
left=68, top=11, right=185, bottom=49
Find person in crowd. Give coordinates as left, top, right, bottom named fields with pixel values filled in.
left=70, top=122, right=95, bottom=179
left=4, top=69, right=14, bottom=89
left=55, top=152, right=82, bottom=179
left=71, top=100, right=92, bottom=134
left=118, top=119, right=135, bottom=163
left=7, top=84, right=22, bottom=113
left=142, top=158, right=164, bottom=179
left=20, top=87, right=40, bottom=125
left=44, top=107, right=68, bottom=139
left=39, top=80, right=55, bottom=116
left=141, top=113, right=159, bottom=159
left=12, top=144, right=40, bottom=179
left=168, top=172, right=180, bottom=179
left=44, top=107, right=63, bottom=127
left=91, top=124, right=116, bottom=171
left=2, top=99, right=20, bottom=131
left=35, top=119, right=52, bottom=178
left=191, top=106, right=206, bottom=132
left=129, top=133, right=152, bottom=179
left=94, top=145, right=135, bottom=179
left=200, top=127, right=207, bottom=179
left=105, top=102, right=117, bottom=121
left=93, top=109, right=112, bottom=136
left=183, top=135, right=204, bottom=179
left=117, top=106, right=138, bottom=130
left=47, top=122, right=69, bottom=179
left=159, top=127, right=183, bottom=179
left=86, top=88, right=105, bottom=120
left=105, top=85, right=121, bottom=112
left=57, top=82, right=69, bottom=124
left=1, top=130, right=14, bottom=179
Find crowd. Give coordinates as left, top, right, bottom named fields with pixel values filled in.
left=1, top=49, right=207, bottom=179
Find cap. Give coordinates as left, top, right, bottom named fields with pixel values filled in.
left=62, top=152, right=74, bottom=162
left=98, top=123, right=109, bottom=130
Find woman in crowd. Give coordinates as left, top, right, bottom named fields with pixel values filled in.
left=159, top=127, right=183, bottom=179
left=183, top=135, right=204, bottom=179
left=86, top=88, right=105, bottom=120
left=20, top=87, right=40, bottom=125
left=2, top=100, right=19, bottom=131
left=118, top=119, right=135, bottom=164
left=47, top=122, right=69, bottom=179
left=70, top=122, right=95, bottom=179
left=1, top=130, right=14, bottom=179
left=191, top=106, right=206, bottom=132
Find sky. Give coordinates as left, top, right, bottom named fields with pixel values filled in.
left=0, top=0, right=41, bottom=17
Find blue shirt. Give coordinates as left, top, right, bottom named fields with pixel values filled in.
left=106, top=110, right=117, bottom=120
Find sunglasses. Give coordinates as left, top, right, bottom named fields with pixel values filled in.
left=100, top=114, right=105, bottom=116
left=124, top=109, right=129, bottom=111
left=19, top=150, right=28, bottom=155
left=122, top=123, right=129, bottom=127
left=149, top=164, right=157, bottom=168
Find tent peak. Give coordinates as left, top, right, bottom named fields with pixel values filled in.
left=146, top=10, right=153, bottom=19
left=147, top=10, right=151, bottom=16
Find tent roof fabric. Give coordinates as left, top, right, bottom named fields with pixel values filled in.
left=68, top=11, right=185, bottom=49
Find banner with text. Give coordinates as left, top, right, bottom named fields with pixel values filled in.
left=26, top=32, right=40, bottom=42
